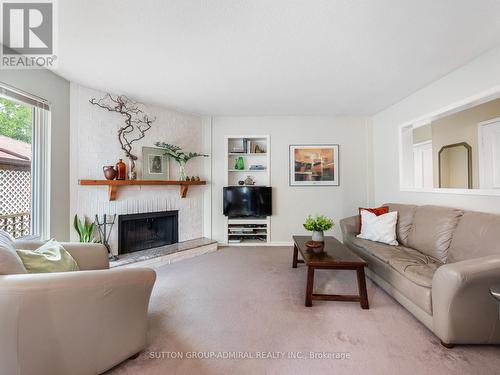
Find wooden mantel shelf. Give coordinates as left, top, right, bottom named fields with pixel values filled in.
left=79, top=179, right=207, bottom=201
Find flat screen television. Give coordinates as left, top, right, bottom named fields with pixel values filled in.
left=223, top=186, right=272, bottom=218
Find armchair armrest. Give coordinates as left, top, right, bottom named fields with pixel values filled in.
left=0, top=267, right=156, bottom=375
left=432, top=254, right=500, bottom=344
left=13, top=239, right=46, bottom=250
left=59, top=243, right=109, bottom=270
left=14, top=240, right=109, bottom=270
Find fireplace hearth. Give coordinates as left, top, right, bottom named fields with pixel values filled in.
left=118, top=211, right=178, bottom=255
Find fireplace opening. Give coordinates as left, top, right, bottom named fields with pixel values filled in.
left=118, top=211, right=178, bottom=255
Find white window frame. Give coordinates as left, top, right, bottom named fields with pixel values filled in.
left=0, top=83, right=51, bottom=239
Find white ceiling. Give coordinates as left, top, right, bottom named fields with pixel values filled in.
left=55, top=0, right=500, bottom=116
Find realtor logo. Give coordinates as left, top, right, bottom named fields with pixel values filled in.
left=1, top=1, right=57, bottom=68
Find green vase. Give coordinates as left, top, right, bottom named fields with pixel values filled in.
left=235, top=156, right=245, bottom=170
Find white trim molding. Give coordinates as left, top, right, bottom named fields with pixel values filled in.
left=31, top=106, right=51, bottom=239
left=398, top=85, right=500, bottom=197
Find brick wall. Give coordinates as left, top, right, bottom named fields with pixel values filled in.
left=69, top=84, right=208, bottom=254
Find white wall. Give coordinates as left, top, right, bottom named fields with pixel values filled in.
left=211, top=117, right=371, bottom=244
left=70, top=83, right=210, bottom=253
left=1, top=70, right=70, bottom=240
left=371, top=46, right=500, bottom=212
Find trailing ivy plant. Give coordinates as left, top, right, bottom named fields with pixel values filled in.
left=303, top=215, right=334, bottom=232
left=73, top=215, right=96, bottom=243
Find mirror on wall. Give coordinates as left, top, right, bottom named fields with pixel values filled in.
left=438, top=143, right=472, bottom=189
left=400, top=96, right=500, bottom=192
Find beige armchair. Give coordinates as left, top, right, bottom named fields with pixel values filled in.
left=0, top=241, right=156, bottom=375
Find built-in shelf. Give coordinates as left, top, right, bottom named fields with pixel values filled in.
left=227, top=184, right=267, bottom=187
left=78, top=179, right=206, bottom=201
left=225, top=135, right=271, bottom=245
left=228, top=169, right=267, bottom=172
left=228, top=153, right=267, bottom=156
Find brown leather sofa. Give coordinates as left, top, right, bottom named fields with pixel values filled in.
left=0, top=240, right=156, bottom=375
left=340, top=203, right=500, bottom=347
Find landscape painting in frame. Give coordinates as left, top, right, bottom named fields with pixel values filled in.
left=289, top=144, right=339, bottom=186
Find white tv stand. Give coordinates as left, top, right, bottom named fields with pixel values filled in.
left=226, top=217, right=271, bottom=245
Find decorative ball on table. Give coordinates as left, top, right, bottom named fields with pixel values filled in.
left=303, top=215, right=335, bottom=246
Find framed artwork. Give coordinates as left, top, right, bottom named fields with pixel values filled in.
left=289, top=144, right=339, bottom=186
left=142, top=146, right=169, bottom=180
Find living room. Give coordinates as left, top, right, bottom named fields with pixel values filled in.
left=0, top=1, right=499, bottom=374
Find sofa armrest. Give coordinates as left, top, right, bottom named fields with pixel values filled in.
left=0, top=267, right=156, bottom=375
left=432, top=254, right=500, bottom=344
left=14, top=240, right=109, bottom=270
left=340, top=215, right=359, bottom=239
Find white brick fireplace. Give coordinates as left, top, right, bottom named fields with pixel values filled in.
left=69, top=83, right=211, bottom=254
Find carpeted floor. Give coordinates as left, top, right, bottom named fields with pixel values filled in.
left=108, top=246, right=500, bottom=375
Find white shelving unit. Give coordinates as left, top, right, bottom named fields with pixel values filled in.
left=224, top=135, right=271, bottom=245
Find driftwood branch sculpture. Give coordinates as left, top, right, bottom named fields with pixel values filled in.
left=89, top=94, right=155, bottom=178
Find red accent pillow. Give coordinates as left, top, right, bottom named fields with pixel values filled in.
left=358, top=206, right=390, bottom=233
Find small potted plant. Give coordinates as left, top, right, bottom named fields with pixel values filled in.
left=155, top=142, right=208, bottom=181
left=303, top=215, right=334, bottom=242
left=73, top=215, right=96, bottom=243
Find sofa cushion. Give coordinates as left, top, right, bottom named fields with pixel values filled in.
left=406, top=205, right=463, bottom=262
left=357, top=210, right=398, bottom=245
left=448, top=211, right=500, bottom=263
left=358, top=206, right=389, bottom=232
left=16, top=240, right=79, bottom=273
left=386, top=203, right=417, bottom=246
left=348, top=241, right=433, bottom=314
left=388, top=248, right=443, bottom=288
left=0, top=230, right=27, bottom=275
left=350, top=236, right=400, bottom=263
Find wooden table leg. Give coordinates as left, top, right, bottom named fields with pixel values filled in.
left=305, top=266, right=315, bottom=307
left=292, top=244, right=298, bottom=268
left=356, top=267, right=369, bottom=309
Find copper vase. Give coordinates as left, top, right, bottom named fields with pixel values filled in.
left=103, top=166, right=117, bottom=180
left=116, top=159, right=127, bottom=180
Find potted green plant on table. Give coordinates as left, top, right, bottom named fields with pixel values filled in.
left=303, top=215, right=334, bottom=242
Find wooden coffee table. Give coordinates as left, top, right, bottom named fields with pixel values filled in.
left=292, top=235, right=369, bottom=309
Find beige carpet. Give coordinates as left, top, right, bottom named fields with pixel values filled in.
left=108, top=246, right=500, bottom=375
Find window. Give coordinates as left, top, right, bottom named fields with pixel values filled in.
left=0, top=83, right=50, bottom=239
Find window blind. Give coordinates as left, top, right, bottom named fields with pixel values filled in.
left=0, top=82, right=50, bottom=110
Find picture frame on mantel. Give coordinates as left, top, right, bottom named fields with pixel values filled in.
left=289, top=144, right=339, bottom=186
left=142, top=146, right=169, bottom=180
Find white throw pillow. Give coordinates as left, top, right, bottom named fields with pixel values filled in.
left=0, top=230, right=27, bottom=275
left=356, top=210, right=399, bottom=246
